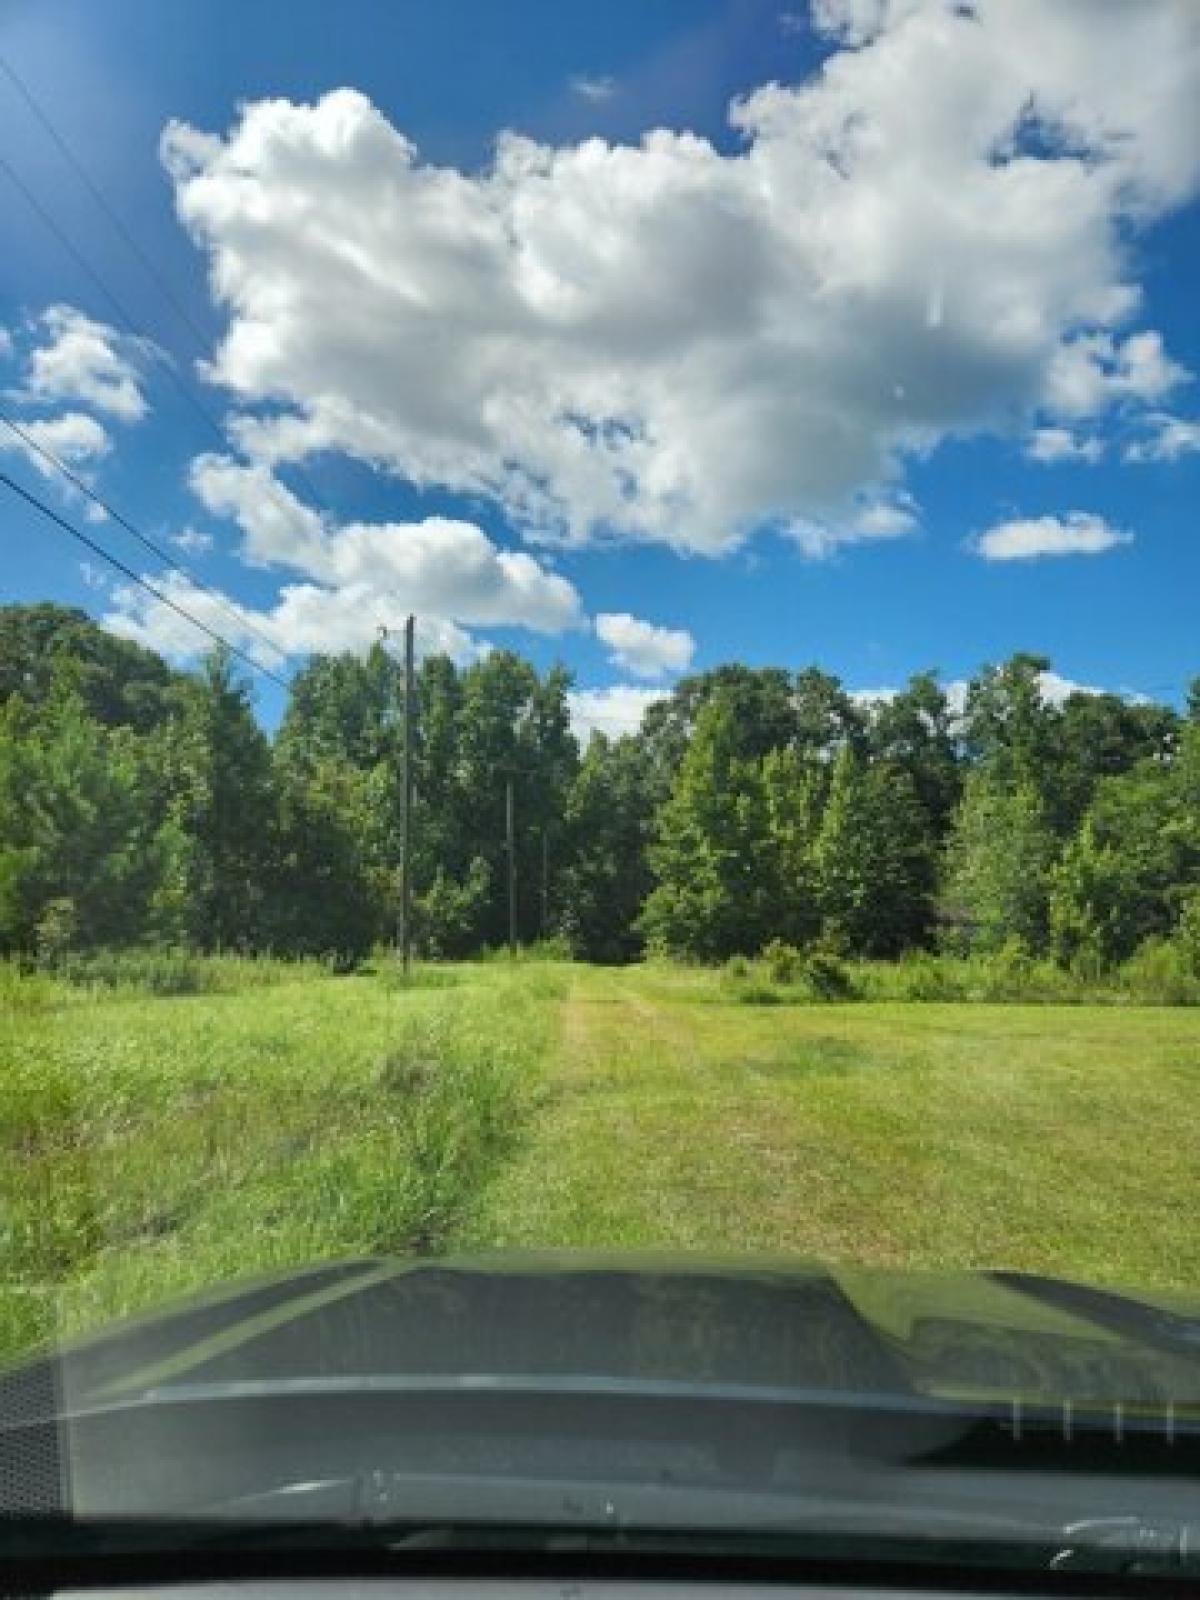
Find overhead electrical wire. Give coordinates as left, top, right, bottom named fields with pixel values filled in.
left=0, top=469, right=289, bottom=690
left=0, top=53, right=214, bottom=356
left=0, top=407, right=290, bottom=667
left=0, top=55, right=349, bottom=688
left=0, top=149, right=239, bottom=461
left=0, top=53, right=332, bottom=517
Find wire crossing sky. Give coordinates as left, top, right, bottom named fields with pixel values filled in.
left=2, top=0, right=1198, bottom=734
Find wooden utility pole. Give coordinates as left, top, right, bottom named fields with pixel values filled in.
left=505, top=772, right=517, bottom=955
left=399, top=614, right=415, bottom=975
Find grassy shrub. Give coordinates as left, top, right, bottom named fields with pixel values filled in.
left=42, top=949, right=338, bottom=996
left=48, top=948, right=215, bottom=995
left=524, top=936, right=574, bottom=963
left=858, top=948, right=1100, bottom=1005
left=870, top=945, right=1200, bottom=1007
left=1175, top=894, right=1200, bottom=977
left=0, top=1288, right=62, bottom=1365
left=968, top=940, right=1040, bottom=1002
left=377, top=962, right=463, bottom=992
left=887, top=952, right=968, bottom=1002
left=761, top=938, right=805, bottom=985
left=0, top=961, right=63, bottom=1015
left=479, top=937, right=574, bottom=965
left=733, top=977, right=787, bottom=1005
left=1120, top=939, right=1200, bottom=1006
left=721, top=948, right=856, bottom=1005
left=802, top=950, right=856, bottom=1000
left=720, top=957, right=776, bottom=1003
left=0, top=960, right=558, bottom=1359
left=296, top=1009, right=531, bottom=1253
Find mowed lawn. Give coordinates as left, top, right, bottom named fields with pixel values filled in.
left=466, top=964, right=1200, bottom=1289
left=2, top=957, right=1197, bottom=1358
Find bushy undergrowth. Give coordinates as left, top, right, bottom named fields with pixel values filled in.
left=376, top=961, right=464, bottom=992
left=0, top=962, right=60, bottom=1013
left=724, top=943, right=857, bottom=1004
left=28, top=948, right=342, bottom=996
left=0, top=960, right=553, bottom=1360
left=1117, top=938, right=1200, bottom=1007
left=720, top=935, right=1200, bottom=1007
left=478, top=936, right=575, bottom=965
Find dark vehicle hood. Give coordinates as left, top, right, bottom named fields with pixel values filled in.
left=5, top=1255, right=1200, bottom=1541
left=24, top=1252, right=1200, bottom=1415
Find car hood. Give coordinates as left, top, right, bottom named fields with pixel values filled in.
left=21, top=1251, right=1200, bottom=1415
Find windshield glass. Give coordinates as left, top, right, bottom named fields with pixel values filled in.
left=1, top=0, right=1199, bottom=1582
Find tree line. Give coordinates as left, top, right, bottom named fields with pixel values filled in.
left=1, top=603, right=1197, bottom=972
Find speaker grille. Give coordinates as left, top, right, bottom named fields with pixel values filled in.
left=0, top=1357, right=67, bottom=1515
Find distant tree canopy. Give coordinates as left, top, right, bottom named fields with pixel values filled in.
left=0, top=604, right=182, bottom=732
left=0, top=602, right=1196, bottom=970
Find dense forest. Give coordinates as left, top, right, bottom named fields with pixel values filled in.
left=1, top=603, right=1197, bottom=974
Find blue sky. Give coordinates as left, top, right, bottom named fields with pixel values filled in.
left=2, top=0, right=1198, bottom=735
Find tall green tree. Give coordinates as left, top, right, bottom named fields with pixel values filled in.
left=941, top=770, right=1058, bottom=952
left=639, top=697, right=775, bottom=959
left=866, top=672, right=961, bottom=841
left=455, top=651, right=553, bottom=946
left=0, top=692, right=162, bottom=952
left=761, top=745, right=823, bottom=947
left=962, top=654, right=1058, bottom=797
left=276, top=642, right=401, bottom=770
left=0, top=603, right=183, bottom=731
left=1051, top=734, right=1200, bottom=964
left=814, top=748, right=934, bottom=955
left=1049, top=819, right=1143, bottom=970
left=557, top=732, right=655, bottom=962
left=267, top=751, right=382, bottom=962
left=412, top=654, right=465, bottom=883
left=639, top=665, right=798, bottom=804
left=1050, top=692, right=1179, bottom=834
left=792, top=666, right=866, bottom=766
left=152, top=649, right=274, bottom=950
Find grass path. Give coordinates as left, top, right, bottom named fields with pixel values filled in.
left=465, top=964, right=1200, bottom=1289
left=3, top=956, right=1197, bottom=1362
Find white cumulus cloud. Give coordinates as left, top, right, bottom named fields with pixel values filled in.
left=21, top=305, right=150, bottom=423
left=567, top=685, right=666, bottom=744
left=788, top=492, right=918, bottom=557
left=159, top=0, right=1200, bottom=558
left=810, top=0, right=908, bottom=45
left=171, top=525, right=214, bottom=555
left=105, top=570, right=482, bottom=668
left=1026, top=427, right=1104, bottom=464
left=973, top=511, right=1132, bottom=561
left=0, top=411, right=112, bottom=479
left=569, top=74, right=617, bottom=102
left=594, top=611, right=695, bottom=678
left=187, top=453, right=583, bottom=635
left=1125, top=412, right=1200, bottom=462
left=1042, top=329, right=1188, bottom=420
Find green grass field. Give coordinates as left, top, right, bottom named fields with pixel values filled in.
left=2, top=957, right=1197, bottom=1359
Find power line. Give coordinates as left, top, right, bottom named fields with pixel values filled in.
left=0, top=93, right=335, bottom=676
left=0, top=53, right=213, bottom=356
left=0, top=63, right=332, bottom=516
left=0, top=148, right=237, bottom=459
left=0, top=468, right=289, bottom=689
left=0, top=407, right=290, bottom=666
